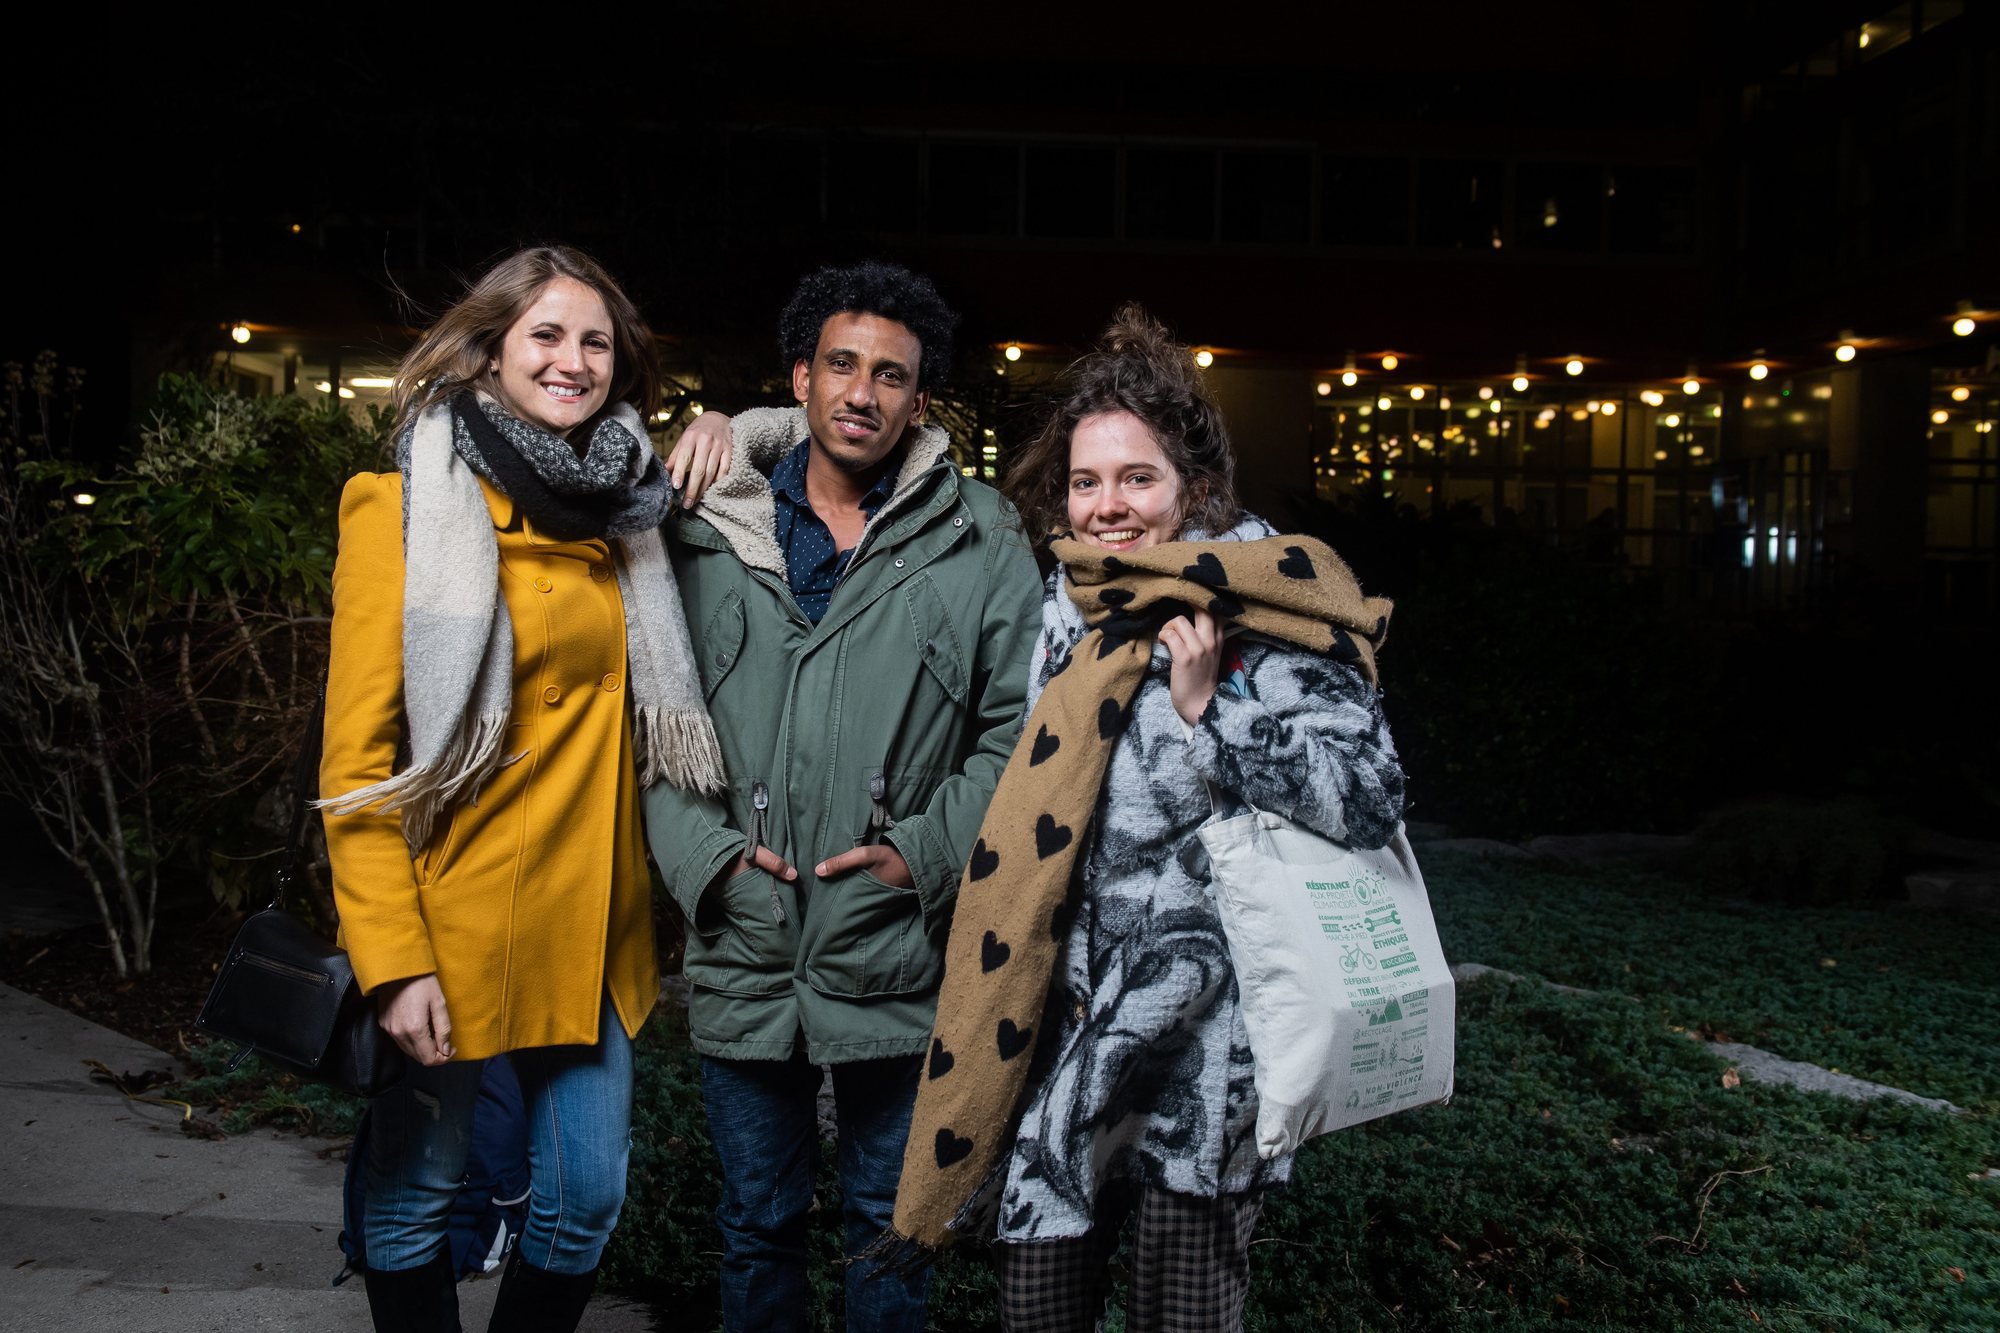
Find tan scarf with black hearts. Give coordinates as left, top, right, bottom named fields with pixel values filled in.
left=885, top=533, right=1393, bottom=1256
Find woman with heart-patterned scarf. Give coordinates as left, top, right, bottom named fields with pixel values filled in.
left=882, top=304, right=1406, bottom=1332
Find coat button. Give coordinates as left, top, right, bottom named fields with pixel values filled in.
left=953, top=516, right=965, bottom=527
left=602, top=673, right=621, bottom=692
left=715, top=652, right=732, bottom=668
left=533, top=576, right=553, bottom=593
left=894, top=557, right=906, bottom=569
left=542, top=685, right=561, bottom=705
left=589, top=563, right=612, bottom=583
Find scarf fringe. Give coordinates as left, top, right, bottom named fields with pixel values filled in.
left=315, top=709, right=513, bottom=856
left=633, top=706, right=728, bottom=796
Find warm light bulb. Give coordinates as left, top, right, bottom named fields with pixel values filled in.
left=1663, top=413, right=1681, bottom=428
left=1600, top=401, right=1618, bottom=416
left=72, top=492, right=96, bottom=506
left=1409, top=386, right=1426, bottom=401
left=1381, top=354, right=1399, bottom=371
left=1951, top=386, right=1971, bottom=402
left=1640, top=389, right=1665, bottom=407
left=1586, top=400, right=1601, bottom=414
left=230, top=323, right=252, bottom=345
left=1682, top=378, right=1701, bottom=395
left=1953, top=316, right=1976, bottom=337
left=1654, top=449, right=1669, bottom=461
left=1690, top=445, right=1706, bottom=457
left=1835, top=343, right=1857, bottom=362
left=1341, top=371, right=1358, bottom=387
left=1316, top=381, right=1332, bottom=396
left=1377, top=396, right=1393, bottom=410
left=1931, top=409, right=1949, bottom=425
left=691, top=403, right=705, bottom=416
left=1004, top=343, right=1022, bottom=362
left=289, top=222, right=302, bottom=234
left=1478, top=386, right=1494, bottom=401
left=1488, top=400, right=1501, bottom=414
left=1565, top=359, right=1584, bottom=377
left=1439, top=396, right=1451, bottom=410
left=1749, top=363, right=1769, bottom=381
left=1511, top=376, right=1529, bottom=393
left=1194, top=348, right=1214, bottom=369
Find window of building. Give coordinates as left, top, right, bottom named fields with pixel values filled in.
left=1607, top=164, right=1698, bottom=255
left=1414, top=159, right=1503, bottom=250
left=1515, top=162, right=1604, bottom=254
left=1024, top=144, right=1117, bottom=240
left=1126, top=146, right=1217, bottom=243
left=1220, top=150, right=1311, bottom=245
left=825, top=134, right=918, bottom=233
left=1320, top=155, right=1411, bottom=247
left=928, top=141, right=1019, bottom=237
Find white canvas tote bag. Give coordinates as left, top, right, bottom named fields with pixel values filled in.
left=1198, top=811, right=1456, bottom=1158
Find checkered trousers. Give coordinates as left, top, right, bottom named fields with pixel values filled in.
left=995, top=1187, right=1264, bottom=1333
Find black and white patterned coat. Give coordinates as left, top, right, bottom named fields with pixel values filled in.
left=996, top=516, right=1406, bottom=1242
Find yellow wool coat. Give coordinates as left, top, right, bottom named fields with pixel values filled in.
left=319, top=472, right=658, bottom=1061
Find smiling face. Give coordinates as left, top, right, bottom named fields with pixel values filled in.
left=486, top=276, right=614, bottom=438
left=793, top=311, right=929, bottom=475
left=1066, top=410, right=1189, bottom=551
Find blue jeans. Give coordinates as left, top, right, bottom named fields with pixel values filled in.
left=364, top=998, right=633, bottom=1275
left=701, top=1053, right=929, bottom=1333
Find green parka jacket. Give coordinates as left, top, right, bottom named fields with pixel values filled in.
left=643, top=407, right=1043, bottom=1063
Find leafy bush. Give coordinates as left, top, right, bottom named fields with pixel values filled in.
left=0, top=358, right=387, bottom=969
left=1298, top=494, right=1718, bottom=840
left=171, top=1036, right=365, bottom=1138
left=603, top=855, right=2000, bottom=1329
left=1674, top=797, right=1916, bottom=905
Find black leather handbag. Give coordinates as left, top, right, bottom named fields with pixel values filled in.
left=195, top=690, right=404, bottom=1099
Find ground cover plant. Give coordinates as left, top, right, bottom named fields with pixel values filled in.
left=102, top=851, right=1991, bottom=1327
left=604, top=853, right=1997, bottom=1331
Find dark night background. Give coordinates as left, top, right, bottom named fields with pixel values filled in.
left=10, top=0, right=1999, bottom=850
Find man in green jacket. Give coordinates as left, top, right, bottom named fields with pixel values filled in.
left=644, top=261, right=1043, bottom=1332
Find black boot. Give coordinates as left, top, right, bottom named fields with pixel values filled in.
left=362, top=1249, right=462, bottom=1332
left=486, top=1250, right=599, bottom=1333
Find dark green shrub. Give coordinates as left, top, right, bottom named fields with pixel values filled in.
left=1676, top=797, right=1915, bottom=904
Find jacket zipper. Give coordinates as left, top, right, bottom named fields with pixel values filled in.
left=749, top=780, right=783, bottom=924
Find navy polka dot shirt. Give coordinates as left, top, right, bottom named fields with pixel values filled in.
left=771, top=438, right=897, bottom=625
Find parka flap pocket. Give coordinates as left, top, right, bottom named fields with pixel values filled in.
left=698, top=591, right=747, bottom=700
left=904, top=574, right=967, bottom=704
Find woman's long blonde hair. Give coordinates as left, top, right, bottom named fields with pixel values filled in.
left=392, top=246, right=661, bottom=438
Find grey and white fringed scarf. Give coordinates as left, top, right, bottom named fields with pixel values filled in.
left=319, top=392, right=725, bottom=854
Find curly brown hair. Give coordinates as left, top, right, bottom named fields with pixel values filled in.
left=1002, top=303, right=1240, bottom=544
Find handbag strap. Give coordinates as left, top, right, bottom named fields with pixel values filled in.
left=268, top=683, right=328, bottom=912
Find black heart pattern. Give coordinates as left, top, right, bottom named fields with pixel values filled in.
left=1330, top=628, right=1360, bottom=663
left=928, top=1037, right=954, bottom=1079
left=935, top=1127, right=973, bottom=1168
left=1098, top=587, right=1135, bottom=608
left=969, top=839, right=1000, bottom=880
left=1101, top=555, right=1128, bottom=576
left=981, top=931, right=1011, bottom=972
left=1278, top=545, right=1316, bottom=579
left=1035, top=814, right=1073, bottom=859
left=1209, top=590, right=1245, bottom=620
left=1183, top=552, right=1229, bottom=589
left=997, top=1018, right=1033, bottom=1060
left=1097, top=697, right=1127, bottom=740
left=1029, top=726, right=1060, bottom=766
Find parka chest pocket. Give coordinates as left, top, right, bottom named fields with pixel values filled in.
left=904, top=574, right=967, bottom=704
left=698, top=591, right=746, bottom=700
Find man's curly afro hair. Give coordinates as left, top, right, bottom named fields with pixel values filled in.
left=779, top=260, right=959, bottom=391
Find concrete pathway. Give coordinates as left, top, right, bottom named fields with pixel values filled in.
left=0, top=983, right=655, bottom=1332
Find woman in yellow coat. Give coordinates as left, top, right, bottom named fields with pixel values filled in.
left=318, top=245, right=726, bottom=1333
